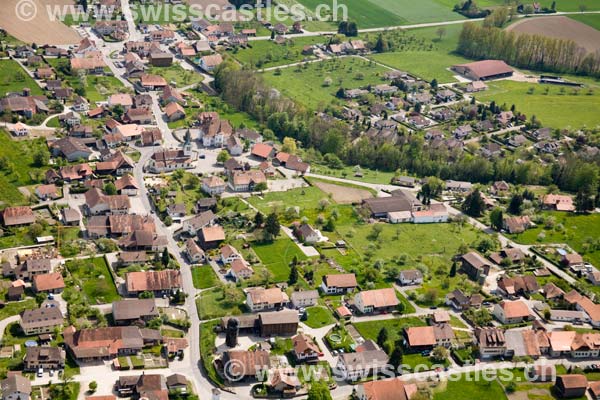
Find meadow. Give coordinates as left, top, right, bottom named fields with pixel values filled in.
left=569, top=13, right=600, bottom=30
left=0, top=60, right=43, bottom=97
left=252, top=237, right=308, bottom=282
left=262, top=56, right=389, bottom=108
left=232, top=36, right=323, bottom=69
left=476, top=79, right=600, bottom=129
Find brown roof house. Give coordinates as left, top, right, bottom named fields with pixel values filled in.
left=20, top=306, right=64, bottom=335
left=24, top=346, right=65, bottom=372
left=320, top=273, right=358, bottom=295
left=1, top=374, right=31, bottom=400
left=198, top=225, right=225, bottom=249
left=493, top=300, right=533, bottom=324
left=452, top=60, right=513, bottom=81
left=476, top=327, right=507, bottom=359
left=258, top=309, right=299, bottom=336
left=125, top=270, right=182, bottom=297
left=497, top=275, right=540, bottom=297
left=246, top=287, right=289, bottom=312
left=336, top=347, right=389, bottom=382
left=221, top=350, right=270, bottom=382
left=2, top=206, right=35, bottom=227
left=554, top=375, right=588, bottom=398
left=461, top=252, right=491, bottom=283
left=292, top=333, right=319, bottom=362
left=33, top=272, right=65, bottom=294
left=356, top=377, right=418, bottom=400
left=112, top=298, right=159, bottom=325
left=354, top=288, right=399, bottom=314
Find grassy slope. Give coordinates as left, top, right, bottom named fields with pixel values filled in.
left=476, top=80, right=600, bottom=129
left=262, top=56, right=389, bottom=108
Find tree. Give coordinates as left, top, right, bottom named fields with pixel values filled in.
left=33, top=150, right=49, bottom=167
left=254, top=212, right=264, bottom=227
left=462, top=189, right=485, bottom=217
left=139, top=290, right=154, bottom=299
left=161, top=248, right=170, bottom=267
left=431, top=346, right=449, bottom=362
left=508, top=193, right=524, bottom=215
left=575, top=189, right=594, bottom=213
left=288, top=264, right=298, bottom=285
left=217, top=150, right=230, bottom=164
left=389, top=339, right=404, bottom=371
left=324, top=216, right=336, bottom=232
left=374, top=34, right=388, bottom=53
left=430, top=78, right=438, bottom=89
left=377, top=327, right=389, bottom=348
left=489, top=207, right=503, bottom=231
left=436, top=27, right=446, bottom=41
left=282, top=137, right=297, bottom=154
left=254, top=182, right=267, bottom=192
left=449, top=261, right=457, bottom=277
left=103, top=182, right=117, bottom=195
left=307, top=382, right=332, bottom=400
left=88, top=381, right=97, bottom=394
left=264, top=212, right=280, bottom=240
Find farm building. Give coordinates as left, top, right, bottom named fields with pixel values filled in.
left=452, top=60, right=513, bottom=81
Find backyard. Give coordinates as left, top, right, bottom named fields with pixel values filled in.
left=196, top=286, right=245, bottom=319
left=251, top=237, right=308, bottom=282
left=303, top=306, right=336, bottom=328
left=0, top=60, right=43, bottom=97
left=192, top=265, right=219, bottom=289
left=65, top=257, right=120, bottom=304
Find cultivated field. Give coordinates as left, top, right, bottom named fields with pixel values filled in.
left=0, top=0, right=81, bottom=45
left=507, top=16, right=600, bottom=53
left=312, top=180, right=373, bottom=204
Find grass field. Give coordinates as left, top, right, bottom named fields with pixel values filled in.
left=262, top=56, right=389, bottom=108
left=192, top=265, right=219, bottom=289
left=569, top=13, right=600, bottom=30
left=433, top=374, right=508, bottom=400
left=0, top=129, right=51, bottom=206
left=196, top=287, right=245, bottom=319
left=353, top=316, right=427, bottom=343
left=304, top=306, right=336, bottom=328
left=477, top=79, right=600, bottom=129
left=0, top=60, right=43, bottom=97
left=252, top=237, right=308, bottom=282
left=65, top=257, right=120, bottom=304
left=510, top=212, right=600, bottom=270
left=367, top=24, right=473, bottom=83
left=232, top=36, right=323, bottom=69
left=148, top=65, right=203, bottom=87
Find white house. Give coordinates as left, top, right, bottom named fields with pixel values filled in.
left=245, top=287, right=289, bottom=312
left=229, top=259, right=254, bottom=282
left=398, top=269, right=423, bottom=286
left=320, top=274, right=357, bottom=295
left=1, top=375, right=32, bottom=400
left=202, top=176, right=226, bottom=196
left=220, top=244, right=241, bottom=264
left=185, top=238, right=205, bottom=263
left=10, top=122, right=29, bottom=137
left=290, top=290, right=319, bottom=308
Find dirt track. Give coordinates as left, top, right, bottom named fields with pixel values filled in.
left=0, top=0, right=81, bottom=45
left=507, top=16, right=600, bottom=53
left=312, top=181, right=373, bottom=204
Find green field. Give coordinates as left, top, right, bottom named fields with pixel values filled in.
left=569, top=13, right=600, bottom=30
left=304, top=306, right=336, bottom=328
left=262, top=56, right=389, bottom=108
left=477, top=79, right=600, bottom=129
left=295, top=0, right=463, bottom=28
left=232, top=36, right=323, bottom=69
left=192, top=265, right=219, bottom=289
left=0, top=130, right=51, bottom=206
left=353, top=316, right=427, bottom=343
left=148, top=65, right=203, bottom=87
left=196, top=287, right=245, bottom=319
left=131, top=4, right=202, bottom=24
left=434, top=375, right=508, bottom=400
left=367, top=24, right=472, bottom=83
left=252, top=237, right=308, bottom=282
left=510, top=212, right=600, bottom=270
left=0, top=60, right=43, bottom=97
left=65, top=257, right=120, bottom=304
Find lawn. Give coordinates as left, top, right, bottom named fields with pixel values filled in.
left=476, top=79, right=600, bottom=129
left=434, top=374, right=508, bottom=400
left=200, top=320, right=224, bottom=386
left=510, top=211, right=600, bottom=272
left=65, top=257, right=120, bottom=304
left=0, top=298, right=36, bottom=321
left=303, top=306, right=336, bottom=328
left=0, top=129, right=51, bottom=206
left=232, top=36, right=323, bottom=69
left=196, top=287, right=245, bottom=319
left=353, top=316, right=427, bottom=343
left=251, top=237, right=308, bottom=282
left=148, top=65, right=204, bottom=87
left=191, top=265, right=219, bottom=289
left=367, top=24, right=473, bottom=83
left=262, top=56, right=390, bottom=109
left=295, top=0, right=462, bottom=28
left=569, top=13, right=600, bottom=30
left=0, top=60, right=43, bottom=97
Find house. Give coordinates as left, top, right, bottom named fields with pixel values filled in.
left=202, top=175, right=226, bottom=196
left=562, top=253, right=584, bottom=269
left=70, top=56, right=106, bottom=74
left=125, top=270, right=182, bottom=297
left=2, top=206, right=35, bottom=227
left=124, top=108, right=153, bottom=124
left=182, top=210, right=216, bottom=236
left=1, top=374, right=31, bottom=400
left=292, top=333, right=319, bottom=362
left=33, top=272, right=65, bottom=294
left=336, top=349, right=389, bottom=382
left=411, top=204, right=449, bottom=224
left=461, top=252, right=491, bottom=282
left=112, top=299, right=159, bottom=325
left=141, top=128, right=162, bottom=146
left=114, top=174, right=139, bottom=196
left=23, top=347, right=65, bottom=372
left=508, top=134, right=527, bottom=147
left=57, top=163, right=94, bottom=182
left=268, top=368, right=301, bottom=395
left=246, top=287, right=289, bottom=312
left=476, top=327, right=507, bottom=359
left=195, top=198, right=217, bottom=213
left=229, top=259, right=253, bottom=281
left=251, top=143, right=275, bottom=160
left=185, top=238, right=205, bottom=263
left=404, top=325, right=455, bottom=350
left=221, top=350, right=270, bottom=381
left=147, top=148, right=193, bottom=173
left=445, top=289, right=483, bottom=311
left=15, top=259, right=51, bottom=281
left=50, top=137, right=93, bottom=161
left=228, top=170, right=266, bottom=192
left=84, top=188, right=131, bottom=215
left=258, top=309, right=298, bottom=336
left=108, top=93, right=133, bottom=110
left=452, top=60, right=513, bottom=80
left=20, top=306, right=64, bottom=335
left=493, top=300, right=532, bottom=324
left=290, top=290, right=319, bottom=308
left=10, top=122, right=29, bottom=137
left=320, top=273, right=358, bottom=294
left=491, top=180, right=510, bottom=195
left=117, top=228, right=165, bottom=251
left=542, top=194, right=575, bottom=212
left=64, top=325, right=156, bottom=361
left=554, top=375, right=588, bottom=398
left=466, top=80, right=488, bottom=92
left=116, top=374, right=168, bottom=399
left=199, top=115, right=233, bottom=147
left=496, top=111, right=514, bottom=126
left=139, top=74, right=168, bottom=90
left=489, top=248, right=526, bottom=265
left=118, top=251, right=148, bottom=266
left=198, top=225, right=225, bottom=249
left=166, top=203, right=186, bottom=221
left=363, top=190, right=423, bottom=218
left=354, top=288, right=399, bottom=314
left=497, top=275, right=539, bottom=297
left=165, top=102, right=185, bottom=122
left=356, top=377, right=417, bottom=400
left=166, top=374, right=188, bottom=393
left=220, top=244, right=241, bottom=264
left=199, top=54, right=223, bottom=71
left=542, top=282, right=565, bottom=300
left=294, top=223, right=320, bottom=244
left=0, top=92, right=49, bottom=118
left=398, top=269, right=423, bottom=286
left=149, top=52, right=174, bottom=67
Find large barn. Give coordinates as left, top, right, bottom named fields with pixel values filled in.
left=452, top=60, right=514, bottom=81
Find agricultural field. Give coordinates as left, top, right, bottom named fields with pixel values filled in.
left=476, top=79, right=600, bottom=129
left=367, top=24, right=473, bottom=83
left=262, top=56, right=390, bottom=109
left=510, top=211, right=600, bottom=270
left=0, top=60, right=44, bottom=97
left=311, top=179, right=374, bottom=204
left=0, top=129, right=51, bottom=206
left=507, top=16, right=600, bottom=53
